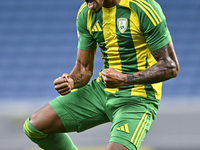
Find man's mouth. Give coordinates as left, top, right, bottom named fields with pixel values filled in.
left=85, top=0, right=94, bottom=9
left=88, top=2, right=94, bottom=9
left=85, top=0, right=101, bottom=13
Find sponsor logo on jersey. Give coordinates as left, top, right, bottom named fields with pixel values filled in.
left=117, top=18, right=128, bottom=33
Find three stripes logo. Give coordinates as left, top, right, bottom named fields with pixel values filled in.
left=117, top=123, right=129, bottom=133
left=92, top=22, right=102, bottom=32
left=131, top=0, right=162, bottom=26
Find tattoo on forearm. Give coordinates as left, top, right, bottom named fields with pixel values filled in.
left=137, top=63, right=167, bottom=84
left=132, top=42, right=178, bottom=85
left=123, top=76, right=126, bottom=85
left=127, top=74, right=134, bottom=86
left=71, top=73, right=84, bottom=85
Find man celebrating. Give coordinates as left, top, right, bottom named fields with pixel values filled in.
left=23, top=0, right=179, bottom=149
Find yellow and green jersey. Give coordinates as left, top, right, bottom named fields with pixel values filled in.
left=76, top=0, right=172, bottom=100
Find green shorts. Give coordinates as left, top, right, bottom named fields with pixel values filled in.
left=49, top=78, right=160, bottom=150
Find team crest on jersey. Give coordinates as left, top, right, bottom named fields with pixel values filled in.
left=117, top=18, right=128, bottom=33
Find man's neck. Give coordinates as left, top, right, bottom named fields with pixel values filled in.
left=103, top=0, right=120, bottom=8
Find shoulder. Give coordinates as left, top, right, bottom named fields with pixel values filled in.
left=127, top=0, right=165, bottom=27
left=128, top=0, right=164, bottom=14
left=76, top=2, right=90, bottom=24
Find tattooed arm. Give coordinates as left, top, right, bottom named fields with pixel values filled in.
left=102, top=42, right=179, bottom=87
left=54, top=48, right=96, bottom=95
left=127, top=41, right=179, bottom=85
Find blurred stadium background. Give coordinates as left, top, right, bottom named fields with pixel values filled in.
left=0, top=0, right=200, bottom=150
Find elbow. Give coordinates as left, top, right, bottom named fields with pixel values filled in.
left=173, top=68, right=179, bottom=78
left=168, top=58, right=179, bottom=78
left=174, top=60, right=180, bottom=77
left=171, top=63, right=179, bottom=78
left=175, top=64, right=179, bottom=77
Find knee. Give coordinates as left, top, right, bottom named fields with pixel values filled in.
left=24, top=104, right=66, bottom=134
left=29, top=113, right=37, bottom=128
left=23, top=117, right=48, bottom=139
left=27, top=112, right=48, bottom=133
left=26, top=113, right=41, bottom=131
left=23, top=117, right=33, bottom=137
left=26, top=104, right=52, bottom=133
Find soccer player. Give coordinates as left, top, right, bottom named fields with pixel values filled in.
left=23, top=0, right=179, bottom=150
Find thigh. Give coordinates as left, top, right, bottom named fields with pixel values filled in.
left=30, top=103, right=66, bottom=133
left=108, top=97, right=156, bottom=150
left=49, top=80, right=110, bottom=132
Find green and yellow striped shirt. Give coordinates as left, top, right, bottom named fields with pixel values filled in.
left=76, top=0, right=171, bottom=100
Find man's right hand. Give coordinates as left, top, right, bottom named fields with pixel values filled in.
left=54, top=73, right=74, bottom=96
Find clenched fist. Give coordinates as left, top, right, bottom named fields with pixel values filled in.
left=54, top=73, right=74, bottom=95
left=101, top=68, right=127, bottom=88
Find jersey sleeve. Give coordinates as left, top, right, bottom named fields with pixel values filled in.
left=138, top=0, right=172, bottom=51
left=76, top=3, right=97, bottom=51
